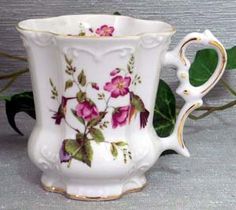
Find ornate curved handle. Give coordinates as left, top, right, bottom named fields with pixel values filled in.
left=160, top=30, right=227, bottom=157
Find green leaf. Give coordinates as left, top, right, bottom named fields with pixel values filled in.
left=64, top=54, right=72, bottom=65
left=110, top=144, right=118, bottom=158
left=71, top=109, right=85, bottom=125
left=65, top=139, right=83, bottom=161
left=130, top=93, right=144, bottom=111
left=189, top=49, right=218, bottom=86
left=76, top=91, right=86, bottom=102
left=65, top=79, right=73, bottom=91
left=77, top=70, right=86, bottom=86
left=89, top=127, right=104, bottom=142
left=113, top=11, right=121, bottom=15
left=189, top=47, right=236, bottom=86
left=87, top=112, right=107, bottom=127
left=5, top=91, right=35, bottom=136
left=76, top=132, right=84, bottom=141
left=226, top=47, right=236, bottom=70
left=64, top=139, right=93, bottom=167
left=153, top=79, right=176, bottom=137
left=82, top=141, right=93, bottom=167
left=114, top=141, right=127, bottom=147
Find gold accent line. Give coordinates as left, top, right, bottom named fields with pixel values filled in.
left=177, top=104, right=199, bottom=148
left=16, top=15, right=176, bottom=38
left=179, top=37, right=200, bottom=65
left=42, top=183, right=146, bottom=201
left=201, top=40, right=227, bottom=94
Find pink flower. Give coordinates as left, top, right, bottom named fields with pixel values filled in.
left=104, top=75, right=131, bottom=98
left=112, top=106, right=130, bottom=128
left=91, top=82, right=99, bottom=90
left=76, top=100, right=99, bottom=121
left=96, top=25, right=115, bottom=36
left=110, top=68, right=120, bottom=76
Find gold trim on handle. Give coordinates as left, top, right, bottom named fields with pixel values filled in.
left=177, top=103, right=200, bottom=148
left=201, top=40, right=227, bottom=94
left=179, top=37, right=200, bottom=65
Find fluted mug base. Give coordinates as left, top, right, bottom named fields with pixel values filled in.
left=41, top=173, right=147, bottom=201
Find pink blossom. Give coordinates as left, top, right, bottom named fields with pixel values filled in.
left=76, top=100, right=99, bottom=121
left=91, top=82, right=99, bottom=90
left=96, top=25, right=115, bottom=36
left=110, top=68, right=120, bottom=76
left=112, top=106, right=130, bottom=128
left=104, top=75, right=131, bottom=98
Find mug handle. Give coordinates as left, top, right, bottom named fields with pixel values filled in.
left=159, top=30, right=227, bottom=157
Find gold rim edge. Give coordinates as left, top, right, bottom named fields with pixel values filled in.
left=42, top=182, right=146, bottom=201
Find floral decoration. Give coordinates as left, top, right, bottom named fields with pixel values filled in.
left=77, top=23, right=115, bottom=37
left=49, top=54, right=149, bottom=168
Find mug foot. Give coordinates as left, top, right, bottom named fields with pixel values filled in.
left=41, top=173, right=146, bottom=201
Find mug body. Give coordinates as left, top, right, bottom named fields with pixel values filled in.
left=17, top=15, right=174, bottom=199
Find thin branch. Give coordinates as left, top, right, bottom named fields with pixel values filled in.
left=188, top=99, right=236, bottom=120
left=0, top=68, right=29, bottom=80
left=220, top=78, right=236, bottom=96
left=0, top=51, right=27, bottom=62
left=0, top=76, right=17, bottom=93
left=0, top=95, right=10, bottom=101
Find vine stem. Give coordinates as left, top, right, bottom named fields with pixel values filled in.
left=0, top=68, right=29, bottom=80
left=0, top=51, right=27, bottom=62
left=220, top=78, right=236, bottom=96
left=187, top=99, right=236, bottom=120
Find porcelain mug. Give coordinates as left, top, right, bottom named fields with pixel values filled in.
left=17, top=15, right=227, bottom=200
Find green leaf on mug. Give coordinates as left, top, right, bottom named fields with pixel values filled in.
left=189, top=47, right=236, bottom=86
left=153, top=79, right=176, bottom=137
left=110, top=143, right=118, bottom=158
left=83, top=141, right=93, bottom=167
left=71, top=109, right=85, bottom=125
left=5, top=91, right=35, bottom=136
left=77, top=70, right=86, bottom=86
left=89, top=127, right=105, bottom=142
left=65, top=79, right=73, bottom=91
left=64, top=139, right=93, bottom=167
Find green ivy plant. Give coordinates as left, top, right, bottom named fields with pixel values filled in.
left=1, top=47, right=236, bottom=137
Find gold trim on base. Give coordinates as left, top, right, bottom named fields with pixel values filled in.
left=42, top=183, right=146, bottom=201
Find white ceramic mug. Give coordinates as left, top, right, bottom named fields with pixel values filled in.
left=17, top=14, right=227, bottom=201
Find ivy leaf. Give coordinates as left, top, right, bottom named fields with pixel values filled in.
left=76, top=91, right=86, bottom=102
left=189, top=49, right=218, bottom=86
left=110, top=143, right=118, bottom=158
left=113, top=11, right=121, bottom=15
left=189, top=47, right=236, bottom=86
left=65, top=79, right=73, bottom=91
left=71, top=109, right=85, bottom=125
left=77, top=70, right=86, bottom=86
left=89, top=127, right=104, bottom=142
left=153, top=79, right=176, bottom=137
left=226, top=47, right=236, bottom=70
left=5, top=91, right=35, bottom=136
